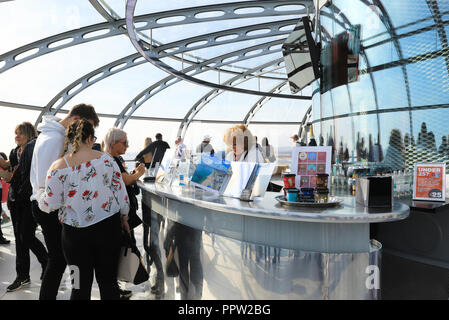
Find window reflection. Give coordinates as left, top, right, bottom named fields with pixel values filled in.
left=312, top=0, right=449, bottom=171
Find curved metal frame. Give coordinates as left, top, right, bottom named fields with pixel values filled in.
left=125, top=0, right=312, bottom=100
left=425, top=0, right=449, bottom=73
left=38, top=35, right=287, bottom=126
left=243, top=81, right=289, bottom=125
left=87, top=0, right=254, bottom=76
left=115, top=39, right=289, bottom=128
left=89, top=0, right=286, bottom=77
left=0, top=0, right=310, bottom=74
left=298, top=105, right=313, bottom=141
left=177, top=58, right=286, bottom=138
left=1, top=0, right=443, bottom=140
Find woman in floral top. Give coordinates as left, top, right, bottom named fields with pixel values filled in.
left=37, top=119, right=129, bottom=300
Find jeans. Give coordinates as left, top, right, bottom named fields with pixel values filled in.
left=61, top=213, right=122, bottom=300
left=32, top=201, right=67, bottom=300
left=9, top=200, right=48, bottom=279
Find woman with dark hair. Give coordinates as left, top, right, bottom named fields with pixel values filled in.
left=37, top=119, right=130, bottom=300
left=260, top=137, right=276, bottom=163
left=6, top=122, right=48, bottom=292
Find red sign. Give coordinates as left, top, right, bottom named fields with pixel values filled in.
left=413, top=163, right=446, bottom=202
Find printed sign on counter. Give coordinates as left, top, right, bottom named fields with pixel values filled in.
left=291, top=146, right=332, bottom=189
left=413, top=163, right=446, bottom=202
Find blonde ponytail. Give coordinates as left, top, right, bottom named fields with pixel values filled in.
left=72, top=121, right=85, bottom=154
left=59, top=137, right=70, bottom=157
left=60, top=120, right=90, bottom=157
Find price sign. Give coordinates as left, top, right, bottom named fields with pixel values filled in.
left=413, top=163, right=446, bottom=202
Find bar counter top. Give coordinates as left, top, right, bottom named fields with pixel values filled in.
left=138, top=181, right=409, bottom=224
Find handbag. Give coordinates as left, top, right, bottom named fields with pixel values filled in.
left=127, top=186, right=142, bottom=230
left=117, top=242, right=149, bottom=285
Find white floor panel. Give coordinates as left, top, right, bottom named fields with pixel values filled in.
left=0, top=219, right=159, bottom=300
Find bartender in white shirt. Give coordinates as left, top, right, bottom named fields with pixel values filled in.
left=223, top=124, right=264, bottom=163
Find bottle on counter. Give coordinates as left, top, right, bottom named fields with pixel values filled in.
left=392, top=171, right=398, bottom=198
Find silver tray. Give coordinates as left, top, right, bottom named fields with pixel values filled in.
left=275, top=195, right=343, bottom=208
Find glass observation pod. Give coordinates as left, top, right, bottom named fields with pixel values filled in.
left=0, top=0, right=447, bottom=301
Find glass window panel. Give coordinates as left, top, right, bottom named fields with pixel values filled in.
left=0, top=108, right=40, bottom=154
left=411, top=108, right=449, bottom=166
left=250, top=97, right=310, bottom=123
left=381, top=0, right=431, bottom=28
left=120, top=119, right=180, bottom=160
left=333, top=0, right=387, bottom=39
left=407, top=57, right=449, bottom=106
left=364, top=41, right=399, bottom=67
left=0, top=36, right=142, bottom=106
left=330, top=84, right=351, bottom=116
left=346, top=73, right=377, bottom=113
left=377, top=111, right=411, bottom=170
left=395, top=16, right=435, bottom=36
left=399, top=29, right=440, bottom=59
left=320, top=90, right=334, bottom=119
left=371, top=66, right=408, bottom=110
left=0, top=1, right=104, bottom=53
left=334, top=117, right=355, bottom=161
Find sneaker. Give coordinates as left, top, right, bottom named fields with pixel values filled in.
left=6, top=278, right=31, bottom=292
left=0, top=237, right=10, bottom=245
left=119, top=288, right=132, bottom=300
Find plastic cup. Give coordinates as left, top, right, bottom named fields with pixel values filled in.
left=282, top=174, right=296, bottom=189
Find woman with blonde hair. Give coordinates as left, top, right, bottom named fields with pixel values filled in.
left=223, top=124, right=263, bottom=163
left=38, top=119, right=130, bottom=300
left=6, top=122, right=48, bottom=292
left=104, top=127, right=145, bottom=299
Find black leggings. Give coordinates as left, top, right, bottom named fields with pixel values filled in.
left=9, top=200, right=48, bottom=279
left=61, top=213, right=122, bottom=300
left=0, top=198, right=4, bottom=238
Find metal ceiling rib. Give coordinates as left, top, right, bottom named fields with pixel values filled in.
left=124, top=0, right=312, bottom=101
left=426, top=0, right=449, bottom=74
left=2, top=100, right=297, bottom=124
left=38, top=40, right=285, bottom=127
left=0, top=0, right=310, bottom=74
left=1, top=0, right=425, bottom=135
left=88, top=0, right=268, bottom=75
left=115, top=39, right=288, bottom=128
left=177, top=58, right=286, bottom=138
left=38, top=31, right=288, bottom=126
left=243, top=81, right=289, bottom=126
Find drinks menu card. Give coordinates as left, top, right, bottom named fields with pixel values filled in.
left=413, top=163, right=446, bottom=202
left=291, top=146, right=332, bottom=189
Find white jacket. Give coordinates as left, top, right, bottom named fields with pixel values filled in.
left=30, top=115, right=65, bottom=201
left=225, top=145, right=264, bottom=163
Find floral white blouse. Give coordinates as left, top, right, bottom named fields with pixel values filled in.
left=37, top=153, right=129, bottom=228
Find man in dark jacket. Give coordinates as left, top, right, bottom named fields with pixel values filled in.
left=135, top=133, right=170, bottom=168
